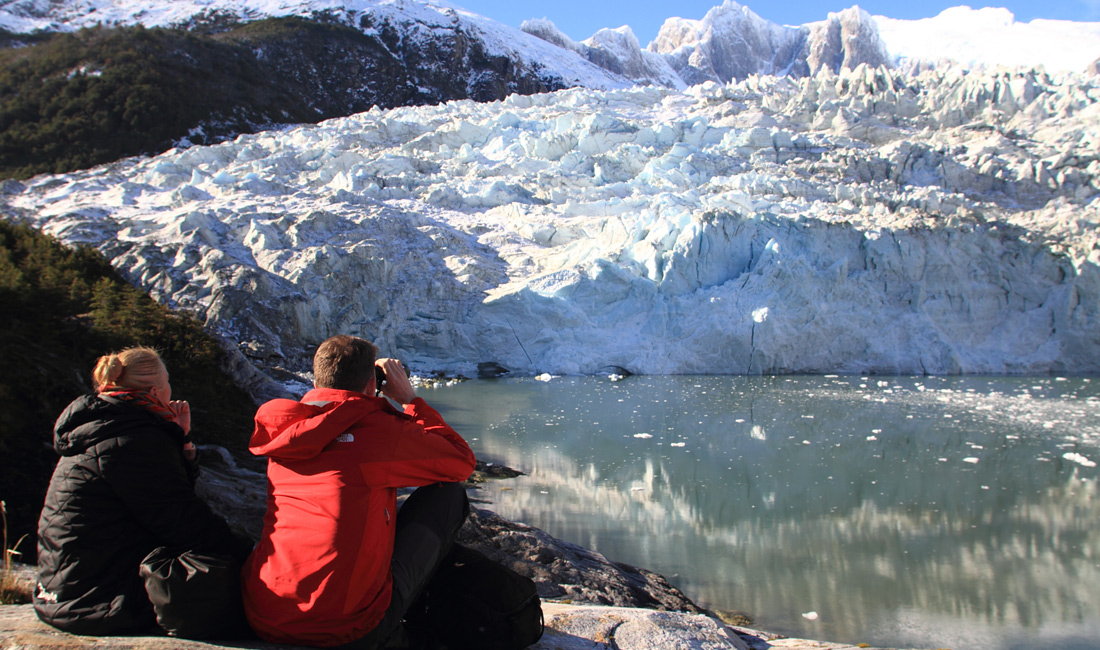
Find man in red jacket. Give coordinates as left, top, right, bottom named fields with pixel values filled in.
left=242, top=335, right=476, bottom=648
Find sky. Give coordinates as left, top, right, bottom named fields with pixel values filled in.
left=452, top=0, right=1100, bottom=45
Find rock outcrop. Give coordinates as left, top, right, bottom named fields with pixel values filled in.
left=195, top=446, right=702, bottom=612
left=0, top=448, right=915, bottom=649
left=0, top=602, right=912, bottom=650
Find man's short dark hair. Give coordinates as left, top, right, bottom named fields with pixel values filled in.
left=313, top=335, right=379, bottom=392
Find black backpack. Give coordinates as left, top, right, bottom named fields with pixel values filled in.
left=139, top=547, right=252, bottom=640
left=406, top=544, right=543, bottom=650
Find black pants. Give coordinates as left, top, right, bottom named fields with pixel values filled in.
left=337, top=482, right=470, bottom=650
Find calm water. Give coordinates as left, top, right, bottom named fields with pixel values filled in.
left=423, top=375, right=1100, bottom=650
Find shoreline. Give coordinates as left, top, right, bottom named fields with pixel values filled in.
left=0, top=600, right=917, bottom=650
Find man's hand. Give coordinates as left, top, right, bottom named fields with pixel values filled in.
left=376, top=358, right=416, bottom=405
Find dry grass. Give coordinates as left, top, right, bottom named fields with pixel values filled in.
left=1, top=501, right=32, bottom=604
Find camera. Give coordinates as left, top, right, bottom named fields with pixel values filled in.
left=374, top=361, right=410, bottom=389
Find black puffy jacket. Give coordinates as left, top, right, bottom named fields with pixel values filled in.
left=34, top=394, right=250, bottom=635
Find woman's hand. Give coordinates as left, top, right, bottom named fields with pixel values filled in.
left=168, top=399, right=191, bottom=436
left=376, top=358, right=417, bottom=405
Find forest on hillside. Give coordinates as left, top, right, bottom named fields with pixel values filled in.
left=0, top=220, right=257, bottom=553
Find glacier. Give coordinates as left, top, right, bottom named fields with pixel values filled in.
left=2, top=64, right=1099, bottom=384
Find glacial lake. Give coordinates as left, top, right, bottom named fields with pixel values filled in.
left=423, top=374, right=1100, bottom=650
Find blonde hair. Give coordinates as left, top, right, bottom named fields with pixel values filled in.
left=93, top=347, right=166, bottom=392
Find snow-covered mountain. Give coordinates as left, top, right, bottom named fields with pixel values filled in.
left=4, top=1, right=1100, bottom=88
left=520, top=19, right=687, bottom=90
left=651, top=3, right=890, bottom=83
left=0, top=0, right=631, bottom=90
left=3, top=64, right=1097, bottom=387
left=532, top=2, right=1100, bottom=85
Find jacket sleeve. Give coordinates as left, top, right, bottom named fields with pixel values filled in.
left=366, top=397, right=476, bottom=488
left=96, top=431, right=244, bottom=559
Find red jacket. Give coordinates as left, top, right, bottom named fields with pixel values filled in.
left=241, top=387, right=476, bottom=646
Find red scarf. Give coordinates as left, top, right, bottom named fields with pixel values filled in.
left=98, top=386, right=176, bottom=422
left=98, top=386, right=196, bottom=461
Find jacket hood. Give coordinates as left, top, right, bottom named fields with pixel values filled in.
left=53, top=394, right=184, bottom=456
left=250, top=388, right=391, bottom=461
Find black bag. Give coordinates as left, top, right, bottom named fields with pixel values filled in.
left=407, top=544, right=543, bottom=650
left=139, top=547, right=251, bottom=640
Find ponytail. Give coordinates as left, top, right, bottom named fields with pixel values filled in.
left=93, top=347, right=165, bottom=392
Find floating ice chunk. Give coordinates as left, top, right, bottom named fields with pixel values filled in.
left=866, top=436, right=878, bottom=441
left=634, top=433, right=654, bottom=439
left=608, top=374, right=624, bottom=381
left=670, top=442, right=686, bottom=447
left=535, top=373, right=555, bottom=382
left=963, top=457, right=980, bottom=464
left=1063, top=452, right=1097, bottom=467
left=802, top=611, right=819, bottom=620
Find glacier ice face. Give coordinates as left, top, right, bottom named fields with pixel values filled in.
left=3, top=65, right=1099, bottom=382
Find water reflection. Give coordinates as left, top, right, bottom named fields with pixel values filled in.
left=426, top=375, right=1100, bottom=650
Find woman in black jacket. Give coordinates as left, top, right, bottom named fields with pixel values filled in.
left=34, top=346, right=252, bottom=635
